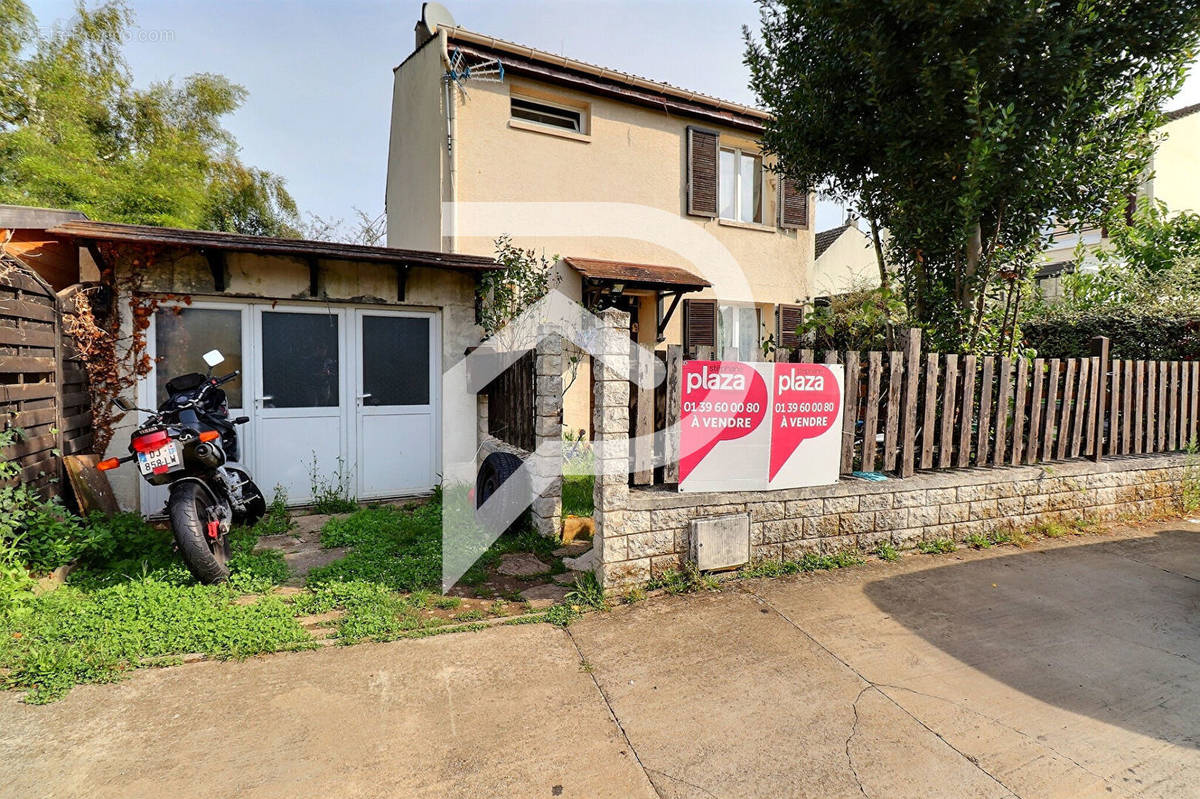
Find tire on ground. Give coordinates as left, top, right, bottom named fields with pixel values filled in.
left=169, top=481, right=231, bottom=584
left=475, top=451, right=531, bottom=537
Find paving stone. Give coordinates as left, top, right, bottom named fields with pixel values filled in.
left=552, top=542, right=591, bottom=558
left=519, top=583, right=570, bottom=608
left=497, top=553, right=552, bottom=577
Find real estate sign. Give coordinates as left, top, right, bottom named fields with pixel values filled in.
left=679, top=361, right=844, bottom=492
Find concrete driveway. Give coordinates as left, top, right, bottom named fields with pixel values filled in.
left=3, top=523, right=1199, bottom=798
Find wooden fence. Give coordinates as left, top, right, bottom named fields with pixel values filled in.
left=645, top=331, right=1197, bottom=487
left=484, top=350, right=536, bottom=452
left=1, top=262, right=92, bottom=501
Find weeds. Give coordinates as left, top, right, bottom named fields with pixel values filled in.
left=965, top=532, right=992, bottom=549
left=565, top=571, right=608, bottom=610
left=917, top=538, right=956, bottom=554
left=308, top=453, right=357, bottom=514
left=874, top=541, right=899, bottom=561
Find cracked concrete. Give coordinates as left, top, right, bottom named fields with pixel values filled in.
left=3, top=523, right=1199, bottom=797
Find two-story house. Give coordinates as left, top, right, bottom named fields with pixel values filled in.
left=386, top=10, right=816, bottom=433
left=1039, top=102, right=1200, bottom=297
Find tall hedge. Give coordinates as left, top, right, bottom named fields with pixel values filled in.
left=1022, top=312, right=1200, bottom=360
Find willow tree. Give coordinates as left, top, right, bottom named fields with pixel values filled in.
left=745, top=0, right=1200, bottom=351
left=0, top=0, right=299, bottom=235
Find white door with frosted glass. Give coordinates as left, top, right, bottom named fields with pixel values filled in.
left=251, top=307, right=347, bottom=504
left=140, top=304, right=251, bottom=515
left=352, top=310, right=439, bottom=498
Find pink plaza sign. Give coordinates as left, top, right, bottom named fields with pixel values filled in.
left=679, top=361, right=844, bottom=492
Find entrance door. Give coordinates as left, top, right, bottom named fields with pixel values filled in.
left=252, top=307, right=346, bottom=504
left=353, top=310, right=439, bottom=498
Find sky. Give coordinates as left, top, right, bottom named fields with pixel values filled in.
left=27, top=0, right=1200, bottom=235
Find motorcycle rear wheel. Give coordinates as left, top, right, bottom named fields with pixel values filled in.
left=169, top=482, right=231, bottom=584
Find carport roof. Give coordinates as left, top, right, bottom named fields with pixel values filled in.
left=564, top=256, right=710, bottom=291
left=45, top=220, right=500, bottom=273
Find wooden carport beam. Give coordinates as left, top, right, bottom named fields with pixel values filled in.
left=656, top=291, right=683, bottom=342
left=396, top=265, right=409, bottom=302
left=305, top=256, right=319, bottom=297
left=200, top=248, right=226, bottom=292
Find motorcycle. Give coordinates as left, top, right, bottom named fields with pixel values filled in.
left=99, top=349, right=266, bottom=584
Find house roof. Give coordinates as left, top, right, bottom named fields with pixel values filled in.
left=438, top=27, right=768, bottom=133
left=45, top=220, right=499, bottom=272
left=1035, top=259, right=1075, bottom=280
left=563, top=256, right=710, bottom=291
left=1164, top=102, right=1200, bottom=123
left=814, top=225, right=851, bottom=259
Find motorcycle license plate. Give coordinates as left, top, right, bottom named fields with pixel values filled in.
left=137, top=441, right=181, bottom=474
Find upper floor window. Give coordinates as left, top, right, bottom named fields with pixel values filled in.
left=720, top=148, right=763, bottom=224
left=510, top=96, right=583, bottom=133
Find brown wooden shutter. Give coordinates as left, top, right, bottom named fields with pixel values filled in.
left=686, top=127, right=719, bottom=218
left=779, top=177, right=809, bottom=229
left=776, top=303, right=804, bottom=350
left=683, top=298, right=716, bottom=355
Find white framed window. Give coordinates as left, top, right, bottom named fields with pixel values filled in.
left=717, top=303, right=761, bottom=361
left=510, top=96, right=584, bottom=132
left=719, top=148, right=764, bottom=224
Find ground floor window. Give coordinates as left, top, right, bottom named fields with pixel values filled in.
left=717, top=303, right=760, bottom=361
left=154, top=307, right=243, bottom=407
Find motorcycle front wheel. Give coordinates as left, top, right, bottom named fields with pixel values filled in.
left=169, top=481, right=231, bottom=584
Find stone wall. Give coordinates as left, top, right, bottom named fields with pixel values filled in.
left=596, top=451, right=1187, bottom=589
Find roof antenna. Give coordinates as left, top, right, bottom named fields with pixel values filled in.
left=443, top=47, right=504, bottom=102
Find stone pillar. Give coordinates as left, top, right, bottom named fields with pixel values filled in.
left=591, top=308, right=641, bottom=589
left=531, top=332, right=563, bottom=538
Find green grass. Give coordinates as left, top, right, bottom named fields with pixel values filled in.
left=1, top=580, right=316, bottom=704
left=309, top=493, right=563, bottom=591
left=561, top=474, right=594, bottom=517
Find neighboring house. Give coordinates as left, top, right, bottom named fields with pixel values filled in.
left=386, top=12, right=816, bottom=433
left=1, top=205, right=497, bottom=513
left=1038, top=102, right=1200, bottom=295
left=811, top=222, right=880, bottom=299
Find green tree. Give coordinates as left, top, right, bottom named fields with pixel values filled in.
left=0, top=0, right=299, bottom=235
left=745, top=0, right=1200, bottom=351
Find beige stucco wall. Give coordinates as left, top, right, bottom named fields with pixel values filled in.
left=103, top=249, right=480, bottom=512
left=812, top=227, right=880, bottom=297
left=1151, top=112, right=1200, bottom=214
left=449, top=76, right=811, bottom=309
left=386, top=39, right=448, bottom=253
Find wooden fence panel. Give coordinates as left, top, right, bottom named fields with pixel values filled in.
left=1134, top=360, right=1146, bottom=454
left=939, top=354, right=958, bottom=469
left=957, top=355, right=977, bottom=468
left=1146, top=361, right=1158, bottom=454
left=663, top=345, right=682, bottom=484
left=840, top=351, right=860, bottom=474
left=1056, top=358, right=1076, bottom=461
left=993, top=358, right=1012, bottom=466
left=1011, top=358, right=1028, bottom=466
left=976, top=356, right=995, bottom=466
left=883, top=351, right=903, bottom=472
left=899, top=330, right=922, bottom=477
left=1157, top=361, right=1168, bottom=451
left=1, top=267, right=68, bottom=499
left=1070, top=358, right=1090, bottom=458
left=1042, top=359, right=1060, bottom=461
left=1185, top=362, right=1195, bottom=448
left=862, top=352, right=882, bottom=473
left=1026, top=359, right=1045, bottom=464
left=920, top=353, right=938, bottom=470
left=486, top=350, right=536, bottom=452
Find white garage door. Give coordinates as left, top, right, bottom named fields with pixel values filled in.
left=141, top=302, right=440, bottom=512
